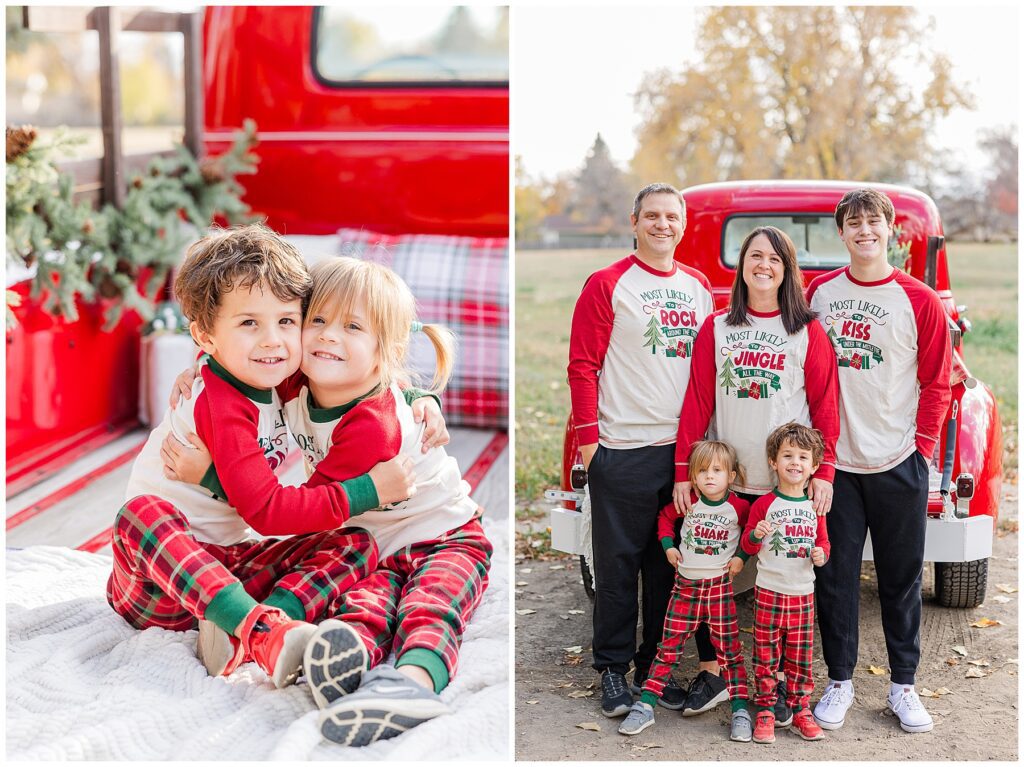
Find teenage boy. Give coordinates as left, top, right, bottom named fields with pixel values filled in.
left=108, top=225, right=414, bottom=689
left=568, top=183, right=715, bottom=716
left=807, top=189, right=952, bottom=733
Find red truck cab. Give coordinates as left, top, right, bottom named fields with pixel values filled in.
left=551, top=181, right=1001, bottom=608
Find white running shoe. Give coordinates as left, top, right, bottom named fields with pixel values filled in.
left=813, top=680, right=854, bottom=730
left=887, top=686, right=934, bottom=733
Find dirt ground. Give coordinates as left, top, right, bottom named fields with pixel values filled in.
left=514, top=486, right=1019, bottom=761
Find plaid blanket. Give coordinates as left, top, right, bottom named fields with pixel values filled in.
left=333, top=229, right=509, bottom=429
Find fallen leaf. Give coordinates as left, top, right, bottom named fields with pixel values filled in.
left=992, top=595, right=1011, bottom=604
left=945, top=658, right=960, bottom=666
left=952, top=645, right=968, bottom=656
left=559, top=615, right=570, bottom=620
left=530, top=540, right=544, bottom=549
left=568, top=609, right=586, bottom=615
left=516, top=581, right=529, bottom=586
left=739, top=626, right=753, bottom=634
left=516, top=609, right=536, bottom=616
left=556, top=682, right=575, bottom=688
left=860, top=574, right=872, bottom=581
left=970, top=618, right=1002, bottom=628
left=967, top=659, right=991, bottom=667
left=514, top=590, right=524, bottom=596
left=996, top=583, right=1018, bottom=594
left=564, top=645, right=584, bottom=653
left=526, top=700, right=539, bottom=705
left=550, top=565, right=566, bottom=570
left=1007, top=658, right=1019, bottom=664
left=576, top=722, right=601, bottom=732
left=866, top=665, right=886, bottom=675
left=568, top=690, right=594, bottom=698
left=521, top=568, right=533, bottom=574
left=563, top=654, right=584, bottom=665
left=920, top=687, right=953, bottom=698
left=965, top=667, right=987, bottom=678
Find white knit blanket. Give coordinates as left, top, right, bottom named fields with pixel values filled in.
left=5, top=519, right=509, bottom=761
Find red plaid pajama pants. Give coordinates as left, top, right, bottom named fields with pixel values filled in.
left=642, top=572, right=749, bottom=702
left=106, top=495, right=378, bottom=631
left=752, top=586, right=815, bottom=711
left=328, top=516, right=492, bottom=685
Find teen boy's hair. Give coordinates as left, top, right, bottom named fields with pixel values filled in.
left=175, top=224, right=311, bottom=332
left=632, top=182, right=686, bottom=220
left=765, top=421, right=825, bottom=466
left=834, top=188, right=896, bottom=230
left=689, top=439, right=746, bottom=490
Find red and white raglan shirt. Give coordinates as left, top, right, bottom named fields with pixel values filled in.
left=279, top=375, right=479, bottom=559
left=741, top=491, right=830, bottom=596
left=657, top=493, right=751, bottom=580
left=126, top=357, right=378, bottom=545
left=807, top=268, right=952, bottom=472
left=675, top=308, right=839, bottom=493
left=568, top=255, right=715, bottom=449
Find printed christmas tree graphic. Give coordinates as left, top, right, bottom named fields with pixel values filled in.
left=826, top=325, right=840, bottom=350
left=644, top=315, right=666, bottom=355
left=768, top=528, right=786, bottom=555
left=683, top=528, right=696, bottom=551
left=718, top=355, right=739, bottom=394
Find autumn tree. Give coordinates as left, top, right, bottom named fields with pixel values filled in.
left=632, top=6, right=973, bottom=186
left=515, top=156, right=545, bottom=242
left=572, top=133, right=632, bottom=234
left=980, top=127, right=1018, bottom=236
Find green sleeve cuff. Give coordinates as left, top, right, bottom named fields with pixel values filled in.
left=660, top=537, right=675, bottom=552
left=749, top=530, right=763, bottom=544
left=397, top=648, right=449, bottom=694
left=735, top=548, right=751, bottom=562
left=403, top=387, right=442, bottom=410
left=340, top=473, right=380, bottom=516
left=199, top=463, right=227, bottom=501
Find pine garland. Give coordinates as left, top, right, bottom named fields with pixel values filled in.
left=6, top=120, right=259, bottom=330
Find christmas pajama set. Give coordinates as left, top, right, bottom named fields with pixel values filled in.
left=741, top=491, right=831, bottom=712
left=279, top=374, right=490, bottom=693
left=568, top=254, right=714, bottom=677
left=108, top=358, right=380, bottom=637
left=807, top=267, right=951, bottom=684
left=674, top=306, right=840, bottom=661
left=641, top=493, right=751, bottom=710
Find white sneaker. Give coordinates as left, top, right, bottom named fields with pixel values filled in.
left=813, top=680, right=854, bottom=730
left=887, top=686, right=934, bottom=733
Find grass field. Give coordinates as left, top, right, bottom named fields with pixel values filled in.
left=515, top=242, right=1018, bottom=514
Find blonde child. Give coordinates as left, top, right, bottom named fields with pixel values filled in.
left=165, top=257, right=491, bottom=747
left=619, top=440, right=753, bottom=741
left=741, top=422, right=830, bottom=744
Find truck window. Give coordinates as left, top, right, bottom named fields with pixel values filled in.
left=313, top=6, right=509, bottom=86
left=722, top=214, right=851, bottom=271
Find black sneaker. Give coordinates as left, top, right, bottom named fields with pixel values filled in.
left=600, top=670, right=634, bottom=718
left=629, top=669, right=687, bottom=710
left=681, top=670, right=729, bottom=716
left=773, top=677, right=793, bottom=727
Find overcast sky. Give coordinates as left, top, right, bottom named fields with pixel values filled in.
left=513, top=5, right=1020, bottom=182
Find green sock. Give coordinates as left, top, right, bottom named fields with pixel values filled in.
left=640, top=691, right=659, bottom=708
left=731, top=698, right=749, bottom=712
left=263, top=588, right=307, bottom=621
left=204, top=582, right=259, bottom=635
left=396, top=648, right=449, bottom=694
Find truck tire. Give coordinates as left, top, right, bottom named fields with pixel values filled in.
left=934, top=559, right=988, bottom=608
left=580, top=555, right=595, bottom=601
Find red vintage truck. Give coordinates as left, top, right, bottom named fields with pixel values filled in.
left=549, top=180, right=1002, bottom=608
left=7, top=5, right=509, bottom=550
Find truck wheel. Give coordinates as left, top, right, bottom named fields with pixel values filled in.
left=934, top=559, right=989, bottom=608
left=580, top=555, right=595, bottom=601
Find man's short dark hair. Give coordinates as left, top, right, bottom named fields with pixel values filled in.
left=834, top=188, right=896, bottom=230
left=632, top=183, right=685, bottom=220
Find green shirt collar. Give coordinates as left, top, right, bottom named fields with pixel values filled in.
left=699, top=491, right=731, bottom=507
left=773, top=488, right=809, bottom=502
left=206, top=356, right=272, bottom=404
left=307, top=386, right=380, bottom=423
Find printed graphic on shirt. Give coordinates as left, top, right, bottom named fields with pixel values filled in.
left=764, top=505, right=819, bottom=559
left=717, top=328, right=789, bottom=401
left=682, top=511, right=735, bottom=556
left=639, top=287, right=701, bottom=359
left=260, top=408, right=289, bottom=470
left=821, top=297, right=889, bottom=372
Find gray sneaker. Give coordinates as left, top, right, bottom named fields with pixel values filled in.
left=730, top=708, right=753, bottom=742
left=618, top=701, right=655, bottom=736
left=303, top=619, right=369, bottom=710
left=318, top=664, right=452, bottom=747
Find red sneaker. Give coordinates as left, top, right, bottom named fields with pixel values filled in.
left=752, top=710, right=776, bottom=744
left=791, top=708, right=825, bottom=741
left=197, top=619, right=249, bottom=677
left=237, top=605, right=318, bottom=688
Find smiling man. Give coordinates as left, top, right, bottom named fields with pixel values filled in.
left=807, top=188, right=952, bottom=735
left=567, top=183, right=715, bottom=718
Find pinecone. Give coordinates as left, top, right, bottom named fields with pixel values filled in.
left=199, top=156, right=226, bottom=184
left=6, top=125, right=38, bottom=162
left=81, top=218, right=95, bottom=235
left=97, top=273, right=120, bottom=299
left=114, top=258, right=137, bottom=277
left=132, top=176, right=144, bottom=189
